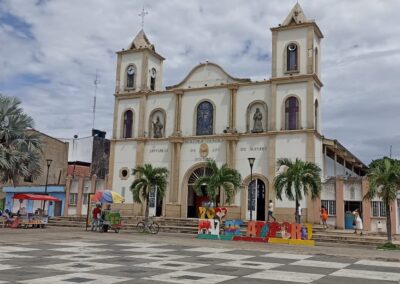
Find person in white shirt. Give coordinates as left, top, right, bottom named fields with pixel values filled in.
left=295, top=203, right=302, bottom=224
left=267, top=200, right=276, bottom=222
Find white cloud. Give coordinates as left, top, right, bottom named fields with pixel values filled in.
left=1, top=0, right=400, bottom=163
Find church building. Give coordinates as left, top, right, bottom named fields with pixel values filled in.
left=107, top=4, right=396, bottom=232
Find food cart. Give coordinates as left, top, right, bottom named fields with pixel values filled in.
left=12, top=193, right=61, bottom=229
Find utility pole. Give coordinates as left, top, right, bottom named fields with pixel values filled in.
left=92, top=70, right=99, bottom=130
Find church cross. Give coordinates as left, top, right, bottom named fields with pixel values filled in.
left=139, top=6, right=148, bottom=29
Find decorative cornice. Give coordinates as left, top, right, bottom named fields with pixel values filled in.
left=270, top=22, right=323, bottom=39
left=116, top=47, right=165, bottom=61
left=270, top=74, right=323, bottom=88
left=166, top=62, right=251, bottom=90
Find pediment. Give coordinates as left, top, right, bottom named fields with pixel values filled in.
left=166, top=62, right=250, bottom=90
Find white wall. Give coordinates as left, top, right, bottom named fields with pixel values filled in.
left=180, top=88, right=230, bottom=136
left=112, top=141, right=137, bottom=202
left=314, top=85, right=321, bottom=133
left=321, top=182, right=335, bottom=200
left=275, top=133, right=307, bottom=209
left=146, top=93, right=175, bottom=137
left=236, top=84, right=271, bottom=133
left=178, top=64, right=237, bottom=89
left=62, top=136, right=93, bottom=163
left=276, top=27, right=308, bottom=77
left=275, top=82, right=307, bottom=130
left=117, top=98, right=141, bottom=139
left=343, top=181, right=362, bottom=201
left=148, top=54, right=163, bottom=91
left=119, top=52, right=143, bottom=92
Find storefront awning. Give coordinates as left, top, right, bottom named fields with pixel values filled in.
left=12, top=193, right=61, bottom=201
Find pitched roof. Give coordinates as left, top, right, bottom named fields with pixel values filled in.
left=128, top=29, right=155, bottom=51
left=282, top=3, right=312, bottom=26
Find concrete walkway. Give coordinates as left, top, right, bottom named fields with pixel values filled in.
left=1, top=227, right=399, bottom=262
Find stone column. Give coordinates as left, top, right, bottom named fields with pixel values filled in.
left=361, top=177, right=371, bottom=231
left=228, top=84, right=239, bottom=132
left=335, top=178, right=344, bottom=229
left=64, top=176, right=72, bottom=216
left=268, top=134, right=276, bottom=203
left=90, top=174, right=97, bottom=193
left=307, top=26, right=314, bottom=74
left=138, top=94, right=147, bottom=138
left=115, top=53, right=122, bottom=94
left=76, top=177, right=84, bottom=216
left=271, top=31, right=278, bottom=78
left=169, top=137, right=183, bottom=204
left=306, top=132, right=316, bottom=222
left=270, top=83, right=277, bottom=131
left=135, top=139, right=145, bottom=166
left=140, top=53, right=149, bottom=91
left=390, top=200, right=397, bottom=236
left=173, top=89, right=184, bottom=135
left=306, top=80, right=314, bottom=129
left=334, top=152, right=337, bottom=177
left=107, top=140, right=116, bottom=189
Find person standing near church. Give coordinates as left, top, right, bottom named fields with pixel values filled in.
left=267, top=200, right=276, bottom=222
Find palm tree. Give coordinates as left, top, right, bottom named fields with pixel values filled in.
left=193, top=159, right=241, bottom=206
left=0, top=95, right=42, bottom=185
left=130, top=164, right=169, bottom=219
left=364, top=157, right=400, bottom=243
left=274, top=158, right=321, bottom=223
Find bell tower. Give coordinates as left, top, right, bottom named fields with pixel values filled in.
left=271, top=3, right=323, bottom=80
left=115, top=29, right=165, bottom=94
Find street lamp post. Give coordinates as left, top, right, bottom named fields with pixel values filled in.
left=42, top=159, right=53, bottom=213
left=248, top=157, right=255, bottom=221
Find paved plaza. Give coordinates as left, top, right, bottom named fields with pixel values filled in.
left=0, top=228, right=399, bottom=283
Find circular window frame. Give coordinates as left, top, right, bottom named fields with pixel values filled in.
left=119, top=167, right=130, bottom=180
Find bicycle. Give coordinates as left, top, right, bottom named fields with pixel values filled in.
left=136, top=217, right=159, bottom=234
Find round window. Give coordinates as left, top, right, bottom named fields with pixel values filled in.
left=121, top=169, right=128, bottom=178
left=288, top=43, right=297, bottom=51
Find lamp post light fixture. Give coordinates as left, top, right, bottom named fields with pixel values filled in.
left=42, top=159, right=53, bottom=212
left=248, top=157, right=255, bottom=221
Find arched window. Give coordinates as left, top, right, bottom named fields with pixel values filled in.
left=150, top=68, right=156, bottom=91
left=196, top=101, right=213, bottom=135
left=314, top=48, right=318, bottom=74
left=287, top=43, right=298, bottom=72
left=285, top=97, right=299, bottom=130
left=126, top=65, right=135, bottom=89
left=123, top=110, right=133, bottom=138
left=314, top=100, right=319, bottom=130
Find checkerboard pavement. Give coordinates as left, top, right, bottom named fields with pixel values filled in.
left=0, top=240, right=399, bottom=283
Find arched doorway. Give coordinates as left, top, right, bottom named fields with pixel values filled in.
left=247, top=179, right=266, bottom=221
left=187, top=166, right=214, bottom=218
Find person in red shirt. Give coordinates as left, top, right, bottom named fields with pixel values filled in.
left=91, top=204, right=101, bottom=231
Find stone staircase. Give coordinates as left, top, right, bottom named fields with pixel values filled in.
left=48, top=217, right=395, bottom=247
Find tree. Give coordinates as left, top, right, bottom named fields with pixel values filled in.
left=0, top=95, right=42, bottom=185
left=193, top=159, right=241, bottom=205
left=274, top=158, right=321, bottom=223
left=130, top=164, right=169, bottom=219
left=364, top=157, right=400, bottom=243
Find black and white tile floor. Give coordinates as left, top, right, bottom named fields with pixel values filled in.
left=0, top=240, right=399, bottom=283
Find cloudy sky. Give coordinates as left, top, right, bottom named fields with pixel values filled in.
left=1, top=0, right=399, bottom=164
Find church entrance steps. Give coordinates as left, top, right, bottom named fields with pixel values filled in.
left=48, top=217, right=398, bottom=246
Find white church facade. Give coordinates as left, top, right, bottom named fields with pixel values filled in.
left=107, top=4, right=389, bottom=229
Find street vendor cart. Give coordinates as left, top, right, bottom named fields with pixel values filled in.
left=12, top=193, right=60, bottom=229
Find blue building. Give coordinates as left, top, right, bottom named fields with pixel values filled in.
left=3, top=186, right=66, bottom=217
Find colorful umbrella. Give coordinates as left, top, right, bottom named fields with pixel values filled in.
left=91, top=190, right=125, bottom=204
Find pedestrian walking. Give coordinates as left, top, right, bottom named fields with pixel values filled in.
left=267, top=200, right=277, bottom=222
left=353, top=209, right=363, bottom=235
left=91, top=204, right=101, bottom=232
left=321, top=205, right=328, bottom=229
